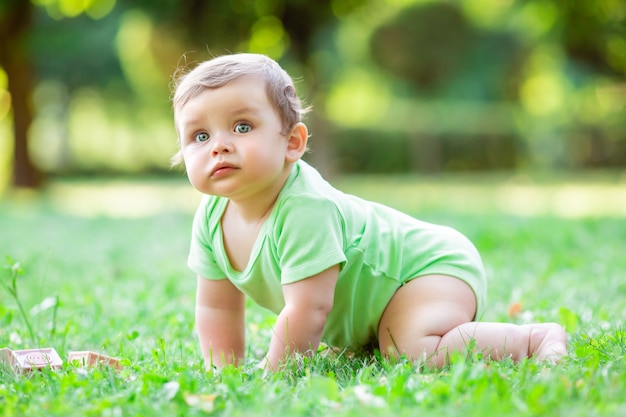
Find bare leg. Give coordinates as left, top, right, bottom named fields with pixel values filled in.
left=378, top=275, right=567, bottom=367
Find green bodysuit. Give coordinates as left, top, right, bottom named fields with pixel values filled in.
left=188, top=160, right=487, bottom=349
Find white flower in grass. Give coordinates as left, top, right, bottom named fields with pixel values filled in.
left=352, top=384, right=386, bottom=408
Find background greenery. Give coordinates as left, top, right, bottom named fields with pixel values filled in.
left=1, top=0, right=626, bottom=190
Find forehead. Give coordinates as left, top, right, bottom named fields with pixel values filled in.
left=181, top=76, right=270, bottom=112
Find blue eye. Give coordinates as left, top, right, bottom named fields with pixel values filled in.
left=195, top=132, right=210, bottom=142
left=235, top=123, right=251, bottom=134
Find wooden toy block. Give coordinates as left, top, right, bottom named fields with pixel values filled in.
left=1, top=347, right=123, bottom=373
left=0, top=348, right=15, bottom=369
left=1, top=348, right=63, bottom=373
left=67, top=351, right=122, bottom=370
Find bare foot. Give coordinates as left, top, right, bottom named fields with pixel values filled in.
left=526, top=323, right=568, bottom=363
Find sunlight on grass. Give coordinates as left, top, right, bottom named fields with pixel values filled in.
left=25, top=172, right=626, bottom=218
left=45, top=180, right=201, bottom=217
left=334, top=173, right=626, bottom=218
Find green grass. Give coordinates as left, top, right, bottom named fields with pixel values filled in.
left=1, top=175, right=625, bottom=416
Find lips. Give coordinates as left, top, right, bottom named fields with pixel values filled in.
left=210, top=162, right=238, bottom=177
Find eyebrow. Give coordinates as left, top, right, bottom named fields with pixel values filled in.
left=177, top=118, right=203, bottom=132
left=228, top=106, right=261, bottom=117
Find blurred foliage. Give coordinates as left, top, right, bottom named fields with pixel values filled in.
left=0, top=0, right=625, bottom=190
left=328, top=0, right=626, bottom=172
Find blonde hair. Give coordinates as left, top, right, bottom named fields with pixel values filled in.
left=171, top=53, right=308, bottom=166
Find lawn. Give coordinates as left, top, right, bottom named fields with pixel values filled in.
left=1, top=173, right=625, bottom=416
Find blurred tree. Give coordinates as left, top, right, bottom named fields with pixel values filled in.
left=371, top=2, right=474, bottom=94
left=0, top=0, right=121, bottom=188
left=371, top=2, right=523, bottom=99
left=369, top=2, right=524, bottom=171
left=0, top=0, right=41, bottom=187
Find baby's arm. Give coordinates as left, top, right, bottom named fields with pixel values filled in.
left=195, top=276, right=246, bottom=369
left=263, top=265, right=340, bottom=370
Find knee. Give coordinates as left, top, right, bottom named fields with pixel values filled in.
left=376, top=275, right=478, bottom=360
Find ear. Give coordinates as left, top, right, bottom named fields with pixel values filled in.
left=285, top=122, right=309, bottom=163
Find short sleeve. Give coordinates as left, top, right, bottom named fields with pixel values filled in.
left=187, top=200, right=227, bottom=279
left=273, top=196, right=347, bottom=284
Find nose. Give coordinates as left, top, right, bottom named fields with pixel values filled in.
left=210, top=132, right=233, bottom=156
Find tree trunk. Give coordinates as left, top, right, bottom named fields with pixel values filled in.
left=0, top=1, right=42, bottom=188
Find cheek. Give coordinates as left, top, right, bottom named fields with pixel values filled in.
left=184, top=160, right=206, bottom=190
left=182, top=144, right=201, bottom=163
left=245, top=147, right=279, bottom=169
left=182, top=149, right=204, bottom=175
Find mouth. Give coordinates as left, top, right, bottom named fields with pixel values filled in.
left=210, top=162, right=238, bottom=178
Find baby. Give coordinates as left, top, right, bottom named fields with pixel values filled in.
left=171, top=53, right=567, bottom=370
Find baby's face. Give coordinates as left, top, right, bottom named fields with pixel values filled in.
left=175, top=76, right=292, bottom=199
